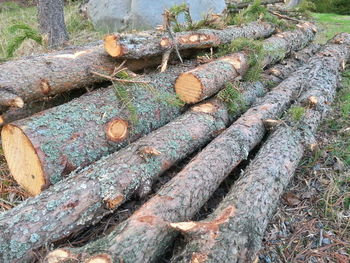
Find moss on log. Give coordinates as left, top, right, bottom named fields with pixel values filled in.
left=1, top=62, right=199, bottom=196
left=43, top=34, right=348, bottom=263
left=0, top=41, right=179, bottom=108
left=104, top=22, right=275, bottom=59
left=0, top=43, right=320, bottom=263
left=170, top=33, right=350, bottom=263
left=175, top=22, right=316, bottom=103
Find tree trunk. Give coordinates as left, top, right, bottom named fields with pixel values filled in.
left=0, top=43, right=318, bottom=263
left=1, top=61, right=199, bottom=196
left=37, top=0, right=69, bottom=48
left=169, top=34, right=350, bottom=263
left=44, top=34, right=349, bottom=263
left=104, top=22, right=275, bottom=59
left=0, top=41, right=177, bottom=108
left=175, top=22, right=316, bottom=103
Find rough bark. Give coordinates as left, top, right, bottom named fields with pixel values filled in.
left=170, top=33, right=350, bottom=263
left=37, top=0, right=69, bottom=48
left=175, top=22, right=316, bottom=103
left=0, top=41, right=181, bottom=108
left=0, top=90, right=85, bottom=127
left=1, top=62, right=198, bottom=196
left=103, top=22, right=275, bottom=59
left=0, top=43, right=319, bottom=263
left=44, top=34, right=348, bottom=263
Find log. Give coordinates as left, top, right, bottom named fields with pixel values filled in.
left=175, top=22, right=316, bottom=104
left=45, top=34, right=349, bottom=263
left=0, top=41, right=183, bottom=108
left=0, top=44, right=318, bottom=263
left=103, top=22, right=275, bottom=59
left=228, top=0, right=285, bottom=13
left=0, top=90, right=87, bottom=127
left=170, top=34, right=350, bottom=263
left=1, top=62, right=198, bottom=196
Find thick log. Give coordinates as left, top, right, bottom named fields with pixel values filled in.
left=1, top=62, right=198, bottom=196
left=170, top=34, right=350, bottom=263
left=175, top=22, right=316, bottom=103
left=0, top=41, right=180, bottom=107
left=0, top=90, right=24, bottom=108
left=104, top=22, right=275, bottom=59
left=45, top=34, right=349, bottom=263
left=0, top=44, right=318, bottom=263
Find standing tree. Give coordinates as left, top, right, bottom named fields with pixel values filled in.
left=37, top=0, right=69, bottom=48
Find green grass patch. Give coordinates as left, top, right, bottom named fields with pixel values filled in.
left=0, top=2, right=102, bottom=60
left=288, top=106, right=306, bottom=121
left=217, top=82, right=247, bottom=115
left=312, top=13, right=350, bottom=43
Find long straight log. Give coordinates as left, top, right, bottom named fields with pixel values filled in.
left=45, top=34, right=350, bottom=263
left=1, top=62, right=199, bottom=196
left=170, top=34, right=350, bottom=263
left=0, top=41, right=181, bottom=108
left=0, top=43, right=318, bottom=263
left=175, top=22, right=316, bottom=103
left=1, top=24, right=316, bottom=196
left=103, top=22, right=275, bottom=59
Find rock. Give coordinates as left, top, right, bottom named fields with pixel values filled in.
left=87, top=0, right=227, bottom=32
left=322, top=238, right=331, bottom=245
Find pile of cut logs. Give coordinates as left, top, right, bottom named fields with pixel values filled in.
left=0, top=18, right=349, bottom=263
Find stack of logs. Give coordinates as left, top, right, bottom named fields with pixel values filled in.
left=0, top=16, right=349, bottom=263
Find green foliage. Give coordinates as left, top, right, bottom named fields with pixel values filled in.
left=288, top=106, right=305, bottom=121
left=5, top=23, right=43, bottom=58
left=227, top=0, right=290, bottom=30
left=217, top=82, right=246, bottom=114
left=112, top=83, right=138, bottom=125
left=160, top=93, right=186, bottom=107
left=311, top=0, right=350, bottom=15
left=217, top=37, right=265, bottom=81
left=0, top=2, right=21, bottom=13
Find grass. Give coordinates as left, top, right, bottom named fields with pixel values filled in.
left=312, top=13, right=350, bottom=43
left=0, top=1, right=103, bottom=60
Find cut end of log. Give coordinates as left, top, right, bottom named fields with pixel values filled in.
left=190, top=253, right=208, bottom=263
left=46, top=249, right=72, bottom=263
left=0, top=115, right=4, bottom=126
left=104, top=35, right=124, bottom=57
left=104, top=194, right=124, bottom=210
left=192, top=103, right=217, bottom=113
left=1, top=124, right=45, bottom=196
left=308, top=96, right=318, bottom=108
left=85, top=254, right=112, bottom=263
left=40, top=79, right=51, bottom=95
left=13, top=97, right=24, bottom=108
left=105, top=119, right=129, bottom=142
left=175, top=73, right=203, bottom=104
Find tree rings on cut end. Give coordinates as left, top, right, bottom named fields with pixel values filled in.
left=105, top=118, right=129, bottom=142
left=104, top=35, right=125, bottom=57
left=175, top=73, right=203, bottom=104
left=1, top=124, right=46, bottom=196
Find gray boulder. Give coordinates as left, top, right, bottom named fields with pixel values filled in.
left=87, top=0, right=226, bottom=32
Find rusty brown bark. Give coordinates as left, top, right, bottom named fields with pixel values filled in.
left=170, top=33, right=350, bottom=263
left=43, top=34, right=349, bottom=263
left=175, top=22, right=316, bottom=103
left=103, top=22, right=275, bottom=59
left=0, top=43, right=319, bottom=263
